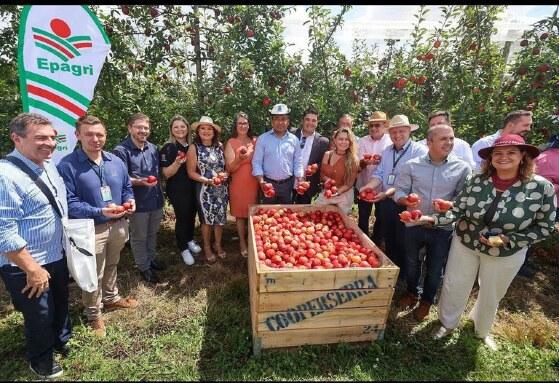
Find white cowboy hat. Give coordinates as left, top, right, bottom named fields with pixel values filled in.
left=387, top=114, right=419, bottom=132
left=269, top=103, right=291, bottom=115
left=191, top=116, right=221, bottom=133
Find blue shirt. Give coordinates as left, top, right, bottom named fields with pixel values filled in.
left=57, top=148, right=134, bottom=225
left=113, top=136, right=164, bottom=213
left=371, top=139, right=428, bottom=192
left=252, top=130, right=304, bottom=180
left=393, top=153, right=472, bottom=230
left=0, top=149, right=68, bottom=267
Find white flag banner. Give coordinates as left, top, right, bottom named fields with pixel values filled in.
left=18, top=5, right=111, bottom=163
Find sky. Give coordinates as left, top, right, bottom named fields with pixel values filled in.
left=282, top=5, right=558, bottom=61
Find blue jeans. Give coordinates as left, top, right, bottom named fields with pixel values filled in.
left=0, top=257, right=72, bottom=364
left=373, top=199, right=406, bottom=274
left=404, top=226, right=452, bottom=304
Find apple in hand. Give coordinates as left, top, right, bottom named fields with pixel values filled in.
left=122, top=202, right=132, bottom=211
left=410, top=209, right=422, bottom=220
left=399, top=211, right=412, bottom=222
left=407, top=193, right=420, bottom=204
left=147, top=175, right=157, bottom=184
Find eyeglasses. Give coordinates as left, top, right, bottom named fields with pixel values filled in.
left=300, top=136, right=307, bottom=149
left=370, top=123, right=384, bottom=128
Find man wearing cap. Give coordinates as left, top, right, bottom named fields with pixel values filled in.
left=394, top=124, right=471, bottom=321
left=252, top=103, right=304, bottom=204
left=292, top=106, right=330, bottom=204
left=359, top=115, right=428, bottom=274
left=355, top=111, right=393, bottom=235
left=471, top=110, right=533, bottom=172
left=113, top=113, right=165, bottom=284
left=418, top=110, right=475, bottom=168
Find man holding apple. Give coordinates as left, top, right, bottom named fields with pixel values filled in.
left=252, top=103, right=304, bottom=204
left=355, top=111, right=392, bottom=235
left=113, top=113, right=165, bottom=284
left=393, top=124, right=471, bottom=321
left=292, top=106, right=329, bottom=204
left=58, top=115, right=138, bottom=337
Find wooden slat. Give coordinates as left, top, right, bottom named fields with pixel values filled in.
left=258, top=287, right=393, bottom=312
left=247, top=214, right=259, bottom=337
left=257, top=306, right=389, bottom=332
left=257, top=267, right=398, bottom=292
left=259, top=325, right=384, bottom=349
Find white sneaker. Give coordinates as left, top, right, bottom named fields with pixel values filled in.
left=187, top=240, right=202, bottom=254
left=479, top=335, right=498, bottom=351
left=433, top=326, right=454, bottom=340
left=181, top=249, right=195, bottom=265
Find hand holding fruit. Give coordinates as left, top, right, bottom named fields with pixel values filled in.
left=358, top=187, right=377, bottom=202
left=102, top=202, right=130, bottom=218
left=175, top=151, right=187, bottom=164
left=432, top=198, right=453, bottom=213
left=236, top=145, right=250, bottom=160
left=405, top=193, right=421, bottom=208
left=261, top=182, right=276, bottom=198
left=296, top=180, right=310, bottom=195
left=323, top=178, right=338, bottom=198
left=140, top=175, right=158, bottom=186
left=399, top=209, right=423, bottom=223
left=305, top=163, right=319, bottom=177
left=362, top=153, right=382, bottom=166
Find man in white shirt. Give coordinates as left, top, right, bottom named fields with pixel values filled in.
left=418, top=110, right=475, bottom=169
left=471, top=110, right=533, bottom=172
left=355, top=111, right=392, bottom=235
left=292, top=107, right=329, bottom=204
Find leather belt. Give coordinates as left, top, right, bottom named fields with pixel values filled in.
left=264, top=176, right=293, bottom=185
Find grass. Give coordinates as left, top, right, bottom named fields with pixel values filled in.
left=1, top=210, right=558, bottom=381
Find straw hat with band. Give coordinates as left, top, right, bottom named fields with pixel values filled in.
left=387, top=114, right=419, bottom=132
left=269, top=103, right=291, bottom=115
left=368, top=111, right=389, bottom=125
left=477, top=134, right=540, bottom=160
left=191, top=116, right=221, bottom=133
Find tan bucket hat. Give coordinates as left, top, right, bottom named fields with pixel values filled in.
left=191, top=116, right=221, bottom=133
left=368, top=111, right=389, bottom=124
left=387, top=114, right=419, bottom=132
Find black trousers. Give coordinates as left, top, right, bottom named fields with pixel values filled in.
left=168, top=188, right=197, bottom=252
left=373, top=198, right=407, bottom=275
left=261, top=176, right=294, bottom=204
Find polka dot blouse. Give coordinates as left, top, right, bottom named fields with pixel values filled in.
left=434, top=173, right=557, bottom=257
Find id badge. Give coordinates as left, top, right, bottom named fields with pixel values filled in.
left=387, top=174, right=396, bottom=186
left=100, top=186, right=112, bottom=202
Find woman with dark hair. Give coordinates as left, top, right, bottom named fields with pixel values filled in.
left=411, top=134, right=556, bottom=350
left=160, top=115, right=201, bottom=265
left=186, top=116, right=229, bottom=264
left=224, top=112, right=258, bottom=257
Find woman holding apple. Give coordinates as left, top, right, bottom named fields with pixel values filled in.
left=314, top=127, right=359, bottom=214
left=412, top=134, right=556, bottom=350
left=225, top=112, right=258, bottom=258
left=160, top=115, right=202, bottom=266
left=187, top=116, right=229, bottom=264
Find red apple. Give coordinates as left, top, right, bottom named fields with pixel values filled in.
left=372, top=154, right=381, bottom=162
left=147, top=175, right=157, bottom=183
left=407, top=193, right=419, bottom=203
left=262, top=96, right=271, bottom=107
left=520, top=39, right=529, bottom=47
left=263, top=183, right=274, bottom=192
left=122, top=202, right=132, bottom=210
left=246, top=29, right=255, bottom=38
left=410, top=209, right=422, bottom=220
left=433, top=39, right=441, bottom=48
left=324, top=190, right=333, bottom=198
left=399, top=211, right=412, bottom=222
left=212, top=177, right=222, bottom=186
left=344, top=67, right=352, bottom=78
left=363, top=154, right=372, bottom=160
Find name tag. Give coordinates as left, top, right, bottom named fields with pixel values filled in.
left=101, top=186, right=112, bottom=202
left=387, top=174, right=396, bottom=186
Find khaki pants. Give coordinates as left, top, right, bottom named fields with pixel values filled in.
left=438, top=234, right=526, bottom=338
left=82, top=218, right=129, bottom=321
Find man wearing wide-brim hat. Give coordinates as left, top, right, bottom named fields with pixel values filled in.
left=251, top=103, right=304, bottom=204
left=355, top=111, right=392, bottom=236
left=358, top=114, right=428, bottom=275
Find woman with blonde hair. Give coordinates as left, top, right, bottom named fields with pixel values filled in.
left=411, top=134, right=556, bottom=350
left=314, top=127, right=359, bottom=214
left=159, top=115, right=201, bottom=265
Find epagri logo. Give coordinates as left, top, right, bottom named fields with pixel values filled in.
left=33, top=18, right=94, bottom=77
left=55, top=134, right=67, bottom=152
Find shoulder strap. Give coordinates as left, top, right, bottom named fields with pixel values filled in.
left=5, top=156, right=63, bottom=218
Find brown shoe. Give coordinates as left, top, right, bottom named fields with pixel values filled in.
left=397, top=292, right=418, bottom=310
left=104, top=297, right=139, bottom=312
left=88, top=318, right=106, bottom=337
left=413, top=300, right=432, bottom=322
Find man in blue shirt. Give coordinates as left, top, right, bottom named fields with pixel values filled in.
left=359, top=115, right=428, bottom=277
left=252, top=103, right=304, bottom=204
left=0, top=113, right=71, bottom=379
left=394, top=124, right=471, bottom=321
left=58, top=115, right=139, bottom=338
left=113, top=113, right=165, bottom=284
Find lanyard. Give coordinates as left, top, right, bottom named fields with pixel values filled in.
left=391, top=142, right=411, bottom=171
left=88, top=159, right=105, bottom=186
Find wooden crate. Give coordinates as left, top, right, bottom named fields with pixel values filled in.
left=248, top=204, right=400, bottom=355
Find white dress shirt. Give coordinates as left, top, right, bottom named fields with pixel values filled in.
left=300, top=132, right=316, bottom=169
left=355, top=133, right=392, bottom=189
left=471, top=130, right=502, bottom=172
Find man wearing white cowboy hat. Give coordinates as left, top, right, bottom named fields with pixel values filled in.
left=252, top=103, right=304, bottom=204
left=356, top=111, right=393, bottom=235
left=359, top=114, right=428, bottom=275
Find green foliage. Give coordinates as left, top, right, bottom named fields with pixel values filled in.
left=0, top=5, right=557, bottom=155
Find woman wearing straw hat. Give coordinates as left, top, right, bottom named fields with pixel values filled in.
left=186, top=116, right=229, bottom=264
left=411, top=134, right=556, bottom=350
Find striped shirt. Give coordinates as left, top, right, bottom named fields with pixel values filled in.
left=0, top=149, right=67, bottom=267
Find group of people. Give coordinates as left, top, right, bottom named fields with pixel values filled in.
left=0, top=104, right=557, bottom=378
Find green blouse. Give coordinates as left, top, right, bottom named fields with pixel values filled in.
left=434, top=173, right=557, bottom=257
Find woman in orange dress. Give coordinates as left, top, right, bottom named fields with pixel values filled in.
left=314, top=127, right=359, bottom=214
left=224, top=112, right=258, bottom=257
